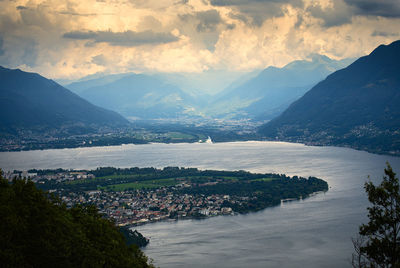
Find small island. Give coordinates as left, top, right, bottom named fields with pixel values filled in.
left=6, top=167, right=328, bottom=226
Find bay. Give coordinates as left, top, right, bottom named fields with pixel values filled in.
left=1, top=141, right=399, bottom=267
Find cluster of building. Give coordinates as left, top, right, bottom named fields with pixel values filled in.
left=57, top=188, right=236, bottom=226
left=2, top=169, right=249, bottom=226
left=3, top=170, right=38, bottom=180
left=3, top=170, right=94, bottom=182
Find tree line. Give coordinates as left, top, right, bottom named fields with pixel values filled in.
left=0, top=172, right=154, bottom=268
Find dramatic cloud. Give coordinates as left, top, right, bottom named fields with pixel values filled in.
left=63, top=31, right=97, bottom=40
left=57, top=11, right=98, bottom=16
left=344, top=0, right=400, bottom=18
left=177, top=9, right=232, bottom=51
left=371, top=30, right=399, bottom=37
left=195, top=10, right=222, bottom=32
left=63, top=30, right=179, bottom=46
left=210, top=0, right=302, bottom=7
left=307, top=1, right=353, bottom=27
left=210, top=0, right=303, bottom=26
left=0, top=0, right=399, bottom=80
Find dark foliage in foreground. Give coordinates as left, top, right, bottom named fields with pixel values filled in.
left=120, top=227, right=149, bottom=248
left=0, top=173, right=153, bottom=268
left=352, top=163, right=400, bottom=267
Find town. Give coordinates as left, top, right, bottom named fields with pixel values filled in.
left=58, top=187, right=236, bottom=226
left=3, top=167, right=328, bottom=227
left=0, top=118, right=260, bottom=152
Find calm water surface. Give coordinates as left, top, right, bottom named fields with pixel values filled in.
left=1, top=141, right=400, bottom=267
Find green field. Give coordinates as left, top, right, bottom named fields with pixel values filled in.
left=66, top=174, right=141, bottom=185
left=37, top=167, right=294, bottom=193
left=98, top=176, right=277, bottom=191
left=100, top=178, right=178, bottom=191
left=165, top=132, right=196, bottom=140
left=97, top=176, right=242, bottom=191
left=253, top=178, right=276, bottom=182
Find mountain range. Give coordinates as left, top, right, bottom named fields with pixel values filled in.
left=3, top=40, right=399, bottom=156
left=67, top=73, right=202, bottom=120
left=259, top=40, right=400, bottom=155
left=66, top=55, right=352, bottom=121
left=0, top=66, right=128, bottom=136
left=206, top=55, right=354, bottom=120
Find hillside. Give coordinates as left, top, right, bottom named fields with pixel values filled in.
left=65, top=72, right=132, bottom=94
left=0, top=66, right=128, bottom=135
left=259, top=40, right=400, bottom=155
left=206, top=55, right=353, bottom=120
left=0, top=176, right=153, bottom=267
left=68, top=73, right=202, bottom=120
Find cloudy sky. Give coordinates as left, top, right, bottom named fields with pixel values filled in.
left=0, top=0, right=399, bottom=79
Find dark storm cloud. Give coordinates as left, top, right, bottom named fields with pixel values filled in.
left=226, top=23, right=236, bottom=30
left=307, top=2, right=353, bottom=27
left=210, top=0, right=300, bottom=6
left=371, top=30, right=399, bottom=37
left=344, top=0, right=400, bottom=18
left=195, top=10, right=222, bottom=32
left=179, top=10, right=224, bottom=32
left=228, top=12, right=249, bottom=24
left=210, top=0, right=303, bottom=26
left=178, top=9, right=233, bottom=51
left=57, top=11, right=98, bottom=16
left=294, top=14, right=303, bottom=28
left=16, top=6, right=28, bottom=10
left=176, top=0, right=189, bottom=4
left=63, top=31, right=97, bottom=40
left=63, top=30, right=179, bottom=46
left=227, top=4, right=283, bottom=26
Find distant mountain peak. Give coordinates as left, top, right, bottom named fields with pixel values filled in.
left=259, top=39, right=400, bottom=156
left=208, top=54, right=354, bottom=120
left=66, top=71, right=200, bottom=119
left=306, top=53, right=333, bottom=63
left=283, top=54, right=334, bottom=70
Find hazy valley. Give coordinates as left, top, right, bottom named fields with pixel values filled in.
left=2, top=42, right=400, bottom=157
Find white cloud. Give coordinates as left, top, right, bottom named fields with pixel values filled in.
left=0, top=0, right=398, bottom=80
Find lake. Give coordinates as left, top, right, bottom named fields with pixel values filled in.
left=1, top=141, right=399, bottom=267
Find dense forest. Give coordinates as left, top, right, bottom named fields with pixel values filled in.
left=0, top=174, right=154, bottom=268
left=176, top=176, right=327, bottom=213
left=34, top=166, right=304, bottom=192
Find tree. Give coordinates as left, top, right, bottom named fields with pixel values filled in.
left=352, top=162, right=400, bottom=268
left=0, top=170, right=154, bottom=268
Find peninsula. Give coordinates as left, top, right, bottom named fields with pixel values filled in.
left=7, top=167, right=328, bottom=226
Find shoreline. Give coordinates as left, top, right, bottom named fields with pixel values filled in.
left=2, top=136, right=399, bottom=157
left=124, top=194, right=324, bottom=229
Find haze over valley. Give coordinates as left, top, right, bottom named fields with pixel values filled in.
left=1, top=42, right=399, bottom=156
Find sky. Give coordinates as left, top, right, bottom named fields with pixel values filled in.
left=0, top=0, right=399, bottom=80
